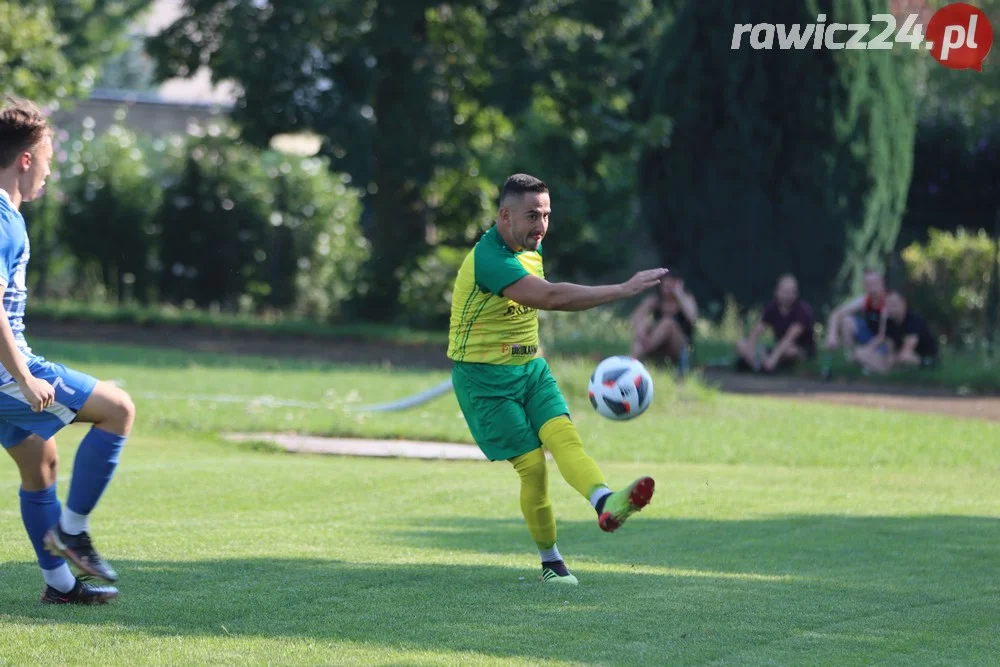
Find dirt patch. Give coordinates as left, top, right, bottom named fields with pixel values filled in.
left=32, top=319, right=1000, bottom=422
left=225, top=433, right=487, bottom=459
left=701, top=369, right=1000, bottom=422
left=760, top=392, right=1000, bottom=421
left=224, top=432, right=555, bottom=461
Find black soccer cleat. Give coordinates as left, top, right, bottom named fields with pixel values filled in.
left=44, top=524, right=119, bottom=583
left=40, top=578, right=119, bottom=605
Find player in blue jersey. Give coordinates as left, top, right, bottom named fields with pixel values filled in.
left=0, top=98, right=136, bottom=604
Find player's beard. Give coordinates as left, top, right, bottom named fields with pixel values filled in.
left=522, top=232, right=543, bottom=250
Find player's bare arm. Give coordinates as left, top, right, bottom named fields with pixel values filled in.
left=764, top=322, right=804, bottom=370
left=0, top=280, right=53, bottom=412
left=502, top=269, right=669, bottom=312
left=860, top=308, right=889, bottom=353
left=894, top=334, right=920, bottom=363
left=747, top=319, right=767, bottom=348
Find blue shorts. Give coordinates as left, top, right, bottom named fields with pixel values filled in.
left=0, top=358, right=98, bottom=448
left=852, top=315, right=877, bottom=345
left=852, top=316, right=889, bottom=353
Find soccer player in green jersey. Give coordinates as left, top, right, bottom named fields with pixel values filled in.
left=448, top=173, right=669, bottom=585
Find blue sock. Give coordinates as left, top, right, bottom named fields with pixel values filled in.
left=19, top=484, right=66, bottom=570
left=66, top=427, right=127, bottom=520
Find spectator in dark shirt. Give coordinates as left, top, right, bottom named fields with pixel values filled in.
left=853, top=292, right=939, bottom=373
left=736, top=274, right=816, bottom=372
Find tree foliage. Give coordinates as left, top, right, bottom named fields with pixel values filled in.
left=60, top=125, right=162, bottom=302
left=914, top=0, right=999, bottom=132
left=900, top=117, right=1000, bottom=248
left=901, top=228, right=999, bottom=346
left=637, top=0, right=917, bottom=311
left=148, top=0, right=661, bottom=320
left=0, top=1, right=148, bottom=103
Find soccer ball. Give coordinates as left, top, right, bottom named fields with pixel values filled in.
left=587, top=356, right=654, bottom=420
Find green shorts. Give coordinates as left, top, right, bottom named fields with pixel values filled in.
left=452, top=358, right=570, bottom=462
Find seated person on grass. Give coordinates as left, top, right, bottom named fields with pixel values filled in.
left=824, top=268, right=887, bottom=359
left=630, top=274, right=698, bottom=371
left=736, top=274, right=816, bottom=373
left=853, top=292, right=939, bottom=374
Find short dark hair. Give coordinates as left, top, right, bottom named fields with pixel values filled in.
left=0, top=97, right=51, bottom=169
left=499, top=173, right=548, bottom=206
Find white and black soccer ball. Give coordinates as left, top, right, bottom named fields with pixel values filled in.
left=587, top=356, right=654, bottom=421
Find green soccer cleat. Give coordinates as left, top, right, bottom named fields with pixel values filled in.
left=598, top=476, right=655, bottom=533
left=540, top=565, right=579, bottom=586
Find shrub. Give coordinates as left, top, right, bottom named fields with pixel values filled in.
left=900, top=227, right=1000, bottom=347
left=267, top=153, right=369, bottom=320
left=59, top=124, right=162, bottom=303
left=155, top=131, right=367, bottom=315
left=396, top=245, right=467, bottom=328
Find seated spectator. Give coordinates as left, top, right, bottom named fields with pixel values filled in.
left=631, top=274, right=698, bottom=372
left=853, top=292, right=939, bottom=373
left=736, top=274, right=816, bottom=373
left=824, top=268, right=887, bottom=358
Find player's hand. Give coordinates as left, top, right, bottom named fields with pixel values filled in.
left=18, top=375, right=55, bottom=412
left=824, top=332, right=839, bottom=350
left=622, top=268, right=669, bottom=297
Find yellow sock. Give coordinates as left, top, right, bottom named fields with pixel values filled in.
left=510, top=448, right=556, bottom=549
left=538, top=415, right=608, bottom=501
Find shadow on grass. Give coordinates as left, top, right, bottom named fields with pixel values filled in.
left=386, top=515, right=1000, bottom=582
left=2, top=515, right=998, bottom=664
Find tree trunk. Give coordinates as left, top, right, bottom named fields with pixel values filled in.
left=356, top=6, right=433, bottom=322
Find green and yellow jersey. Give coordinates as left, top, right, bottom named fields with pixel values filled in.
left=447, top=226, right=543, bottom=365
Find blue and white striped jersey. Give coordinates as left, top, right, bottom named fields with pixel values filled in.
left=0, top=189, right=36, bottom=385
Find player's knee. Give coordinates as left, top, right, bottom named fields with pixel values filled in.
left=106, top=388, right=136, bottom=435
left=661, top=319, right=681, bottom=337
left=15, top=435, right=58, bottom=490
left=511, top=449, right=547, bottom=484
left=41, top=450, right=58, bottom=487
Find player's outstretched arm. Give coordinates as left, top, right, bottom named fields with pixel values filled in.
left=503, top=269, right=669, bottom=312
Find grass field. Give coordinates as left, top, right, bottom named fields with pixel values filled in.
left=1, top=339, right=999, bottom=665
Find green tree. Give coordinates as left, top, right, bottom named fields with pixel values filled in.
left=155, top=135, right=275, bottom=310
left=149, top=1, right=457, bottom=320
left=0, top=1, right=148, bottom=103
left=0, top=3, right=75, bottom=102
left=901, top=1, right=999, bottom=249
left=900, top=117, right=999, bottom=248
left=148, top=0, right=662, bottom=320
left=637, top=0, right=917, bottom=311
left=60, top=125, right=162, bottom=303
left=155, top=131, right=367, bottom=314
left=915, top=0, right=999, bottom=131
left=462, top=1, right=671, bottom=282
left=94, top=31, right=159, bottom=91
